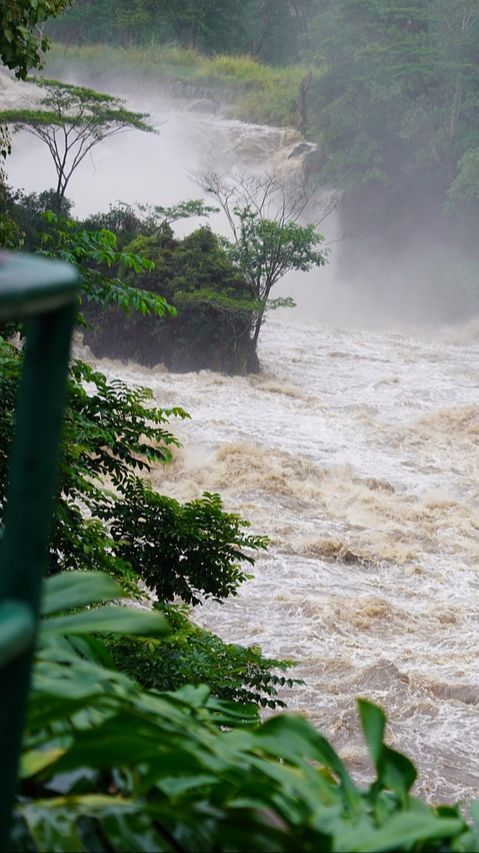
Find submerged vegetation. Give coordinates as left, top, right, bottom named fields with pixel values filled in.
left=1, top=1, right=479, bottom=850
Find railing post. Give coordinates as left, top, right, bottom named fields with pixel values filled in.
left=0, top=254, right=78, bottom=849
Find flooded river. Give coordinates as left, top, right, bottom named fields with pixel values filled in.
left=98, top=316, right=479, bottom=805
left=4, top=66, right=479, bottom=805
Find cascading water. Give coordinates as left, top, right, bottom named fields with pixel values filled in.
left=96, top=318, right=479, bottom=804
left=4, top=68, right=479, bottom=804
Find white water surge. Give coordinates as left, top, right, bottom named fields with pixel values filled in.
left=95, top=317, right=479, bottom=805
left=3, top=68, right=479, bottom=804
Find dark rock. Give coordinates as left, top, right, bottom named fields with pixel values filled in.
left=288, top=142, right=314, bottom=159
left=186, top=98, right=220, bottom=115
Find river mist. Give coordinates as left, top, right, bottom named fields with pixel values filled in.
left=4, top=65, right=479, bottom=803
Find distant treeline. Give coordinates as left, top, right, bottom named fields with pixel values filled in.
left=49, top=1, right=479, bottom=306
left=48, top=0, right=312, bottom=65
left=51, top=2, right=479, bottom=217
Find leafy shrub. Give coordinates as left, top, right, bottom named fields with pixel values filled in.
left=109, top=484, right=267, bottom=604
left=110, top=604, right=298, bottom=709
left=84, top=222, right=259, bottom=374
left=12, top=571, right=479, bottom=852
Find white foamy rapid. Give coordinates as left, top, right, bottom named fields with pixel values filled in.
left=4, top=67, right=479, bottom=804
left=94, top=318, right=479, bottom=805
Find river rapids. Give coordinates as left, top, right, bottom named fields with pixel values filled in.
left=96, top=316, right=479, bottom=805
left=3, top=68, right=479, bottom=805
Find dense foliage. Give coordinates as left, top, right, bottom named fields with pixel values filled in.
left=0, top=0, right=70, bottom=78
left=13, top=572, right=479, bottom=852
left=2, top=189, right=316, bottom=372
left=4, top=2, right=479, bottom=847
left=48, top=1, right=479, bottom=286
left=0, top=191, right=260, bottom=372
left=83, top=216, right=260, bottom=373
left=0, top=190, right=291, bottom=712
left=0, top=336, right=289, bottom=707
left=48, top=0, right=314, bottom=64
left=110, top=607, right=297, bottom=709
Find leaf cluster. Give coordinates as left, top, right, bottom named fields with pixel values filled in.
left=0, top=77, right=155, bottom=134
left=84, top=217, right=260, bottom=373
left=0, top=338, right=265, bottom=605
left=108, top=485, right=267, bottom=604
left=38, top=211, right=172, bottom=318
left=0, top=0, right=69, bottom=79
left=13, top=571, right=479, bottom=851
left=229, top=205, right=327, bottom=301
left=109, top=604, right=299, bottom=709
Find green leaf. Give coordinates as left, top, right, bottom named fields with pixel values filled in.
left=40, top=605, right=169, bottom=638
left=20, top=746, right=67, bottom=779
left=358, top=700, right=416, bottom=797
left=41, top=571, right=125, bottom=615
left=380, top=746, right=417, bottom=799
left=255, top=714, right=361, bottom=807
left=334, top=812, right=465, bottom=852
left=358, top=699, right=385, bottom=767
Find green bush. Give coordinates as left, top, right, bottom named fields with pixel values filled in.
left=12, top=571, right=479, bottom=852
left=84, top=220, right=260, bottom=374
left=110, top=604, right=298, bottom=709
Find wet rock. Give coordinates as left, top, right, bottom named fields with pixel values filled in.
left=281, top=128, right=303, bottom=147
left=288, top=142, right=315, bottom=159
left=186, top=98, right=219, bottom=115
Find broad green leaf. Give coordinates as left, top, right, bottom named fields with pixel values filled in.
left=380, top=745, right=417, bottom=799
left=334, top=812, right=465, bottom=852
left=20, top=746, right=67, bottom=779
left=255, top=714, right=361, bottom=807
left=41, top=571, right=124, bottom=616
left=40, top=605, right=169, bottom=638
left=20, top=794, right=142, bottom=853
left=358, top=699, right=385, bottom=767
left=358, top=700, right=416, bottom=797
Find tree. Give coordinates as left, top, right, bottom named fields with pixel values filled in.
left=76, top=201, right=260, bottom=374
left=303, top=0, right=479, bottom=198
left=196, top=171, right=329, bottom=347
left=0, top=0, right=69, bottom=78
left=0, top=78, right=155, bottom=210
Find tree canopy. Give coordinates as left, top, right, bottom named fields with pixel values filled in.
left=48, top=0, right=314, bottom=63
left=197, top=172, right=328, bottom=346
left=0, top=78, right=155, bottom=209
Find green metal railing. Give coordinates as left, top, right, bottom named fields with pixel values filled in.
left=0, top=253, right=79, bottom=849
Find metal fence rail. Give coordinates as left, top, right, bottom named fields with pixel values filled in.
left=0, top=253, right=79, bottom=849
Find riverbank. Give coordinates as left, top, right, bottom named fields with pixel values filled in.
left=45, top=43, right=310, bottom=128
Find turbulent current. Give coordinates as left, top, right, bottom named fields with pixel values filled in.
left=3, top=67, right=479, bottom=805
left=96, top=318, right=479, bottom=805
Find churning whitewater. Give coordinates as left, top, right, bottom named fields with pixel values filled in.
left=4, top=65, right=479, bottom=805
left=95, top=317, right=479, bottom=805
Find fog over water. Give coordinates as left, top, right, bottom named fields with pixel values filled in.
left=4, top=68, right=479, bottom=803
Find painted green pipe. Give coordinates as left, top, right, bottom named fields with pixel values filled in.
left=0, top=253, right=78, bottom=849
